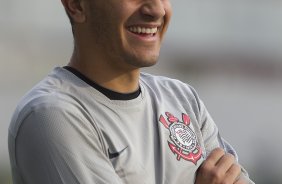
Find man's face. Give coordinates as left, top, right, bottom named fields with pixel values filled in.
left=83, top=0, right=172, bottom=69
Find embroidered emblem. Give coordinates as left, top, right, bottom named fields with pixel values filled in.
left=159, top=112, right=202, bottom=165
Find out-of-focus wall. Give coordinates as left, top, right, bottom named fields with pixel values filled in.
left=1, top=0, right=282, bottom=183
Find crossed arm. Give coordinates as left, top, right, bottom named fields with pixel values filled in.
left=11, top=105, right=253, bottom=184
left=196, top=148, right=248, bottom=184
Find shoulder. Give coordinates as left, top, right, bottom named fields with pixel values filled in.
left=140, top=72, right=204, bottom=116
left=140, top=72, right=200, bottom=99
left=9, top=67, right=87, bottom=138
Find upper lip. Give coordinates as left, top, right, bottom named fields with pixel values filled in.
left=126, top=23, right=162, bottom=29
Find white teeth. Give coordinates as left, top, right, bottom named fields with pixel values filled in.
left=129, top=26, right=158, bottom=34
left=138, top=27, right=142, bottom=33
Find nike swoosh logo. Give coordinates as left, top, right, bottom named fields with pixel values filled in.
left=108, top=146, right=128, bottom=159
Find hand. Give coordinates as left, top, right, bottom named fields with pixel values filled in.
left=195, top=148, right=243, bottom=184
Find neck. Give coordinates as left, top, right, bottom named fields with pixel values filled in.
left=68, top=50, right=141, bottom=94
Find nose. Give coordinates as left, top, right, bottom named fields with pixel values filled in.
left=140, top=0, right=166, bottom=20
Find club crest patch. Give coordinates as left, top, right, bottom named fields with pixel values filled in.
left=159, top=112, right=202, bottom=165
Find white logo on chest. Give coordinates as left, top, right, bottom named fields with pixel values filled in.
left=159, top=112, right=202, bottom=164
left=169, top=123, right=197, bottom=152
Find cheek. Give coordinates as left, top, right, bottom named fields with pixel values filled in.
left=87, top=7, right=119, bottom=41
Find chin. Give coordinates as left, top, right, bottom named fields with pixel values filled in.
left=141, top=58, right=158, bottom=68
left=127, top=54, right=159, bottom=68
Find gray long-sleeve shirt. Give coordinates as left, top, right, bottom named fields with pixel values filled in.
left=8, top=67, right=254, bottom=184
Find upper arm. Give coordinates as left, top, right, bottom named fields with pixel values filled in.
left=198, top=100, right=255, bottom=184
left=15, top=105, right=122, bottom=184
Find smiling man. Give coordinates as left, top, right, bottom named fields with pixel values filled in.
left=8, top=0, right=254, bottom=184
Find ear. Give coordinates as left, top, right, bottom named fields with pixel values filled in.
left=61, top=0, right=86, bottom=23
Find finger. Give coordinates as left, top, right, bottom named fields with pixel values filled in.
left=224, top=163, right=241, bottom=183
left=215, top=153, right=236, bottom=173
left=205, top=148, right=225, bottom=166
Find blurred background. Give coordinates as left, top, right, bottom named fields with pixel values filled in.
left=1, top=0, right=282, bottom=183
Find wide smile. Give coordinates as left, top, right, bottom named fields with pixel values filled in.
left=128, top=26, right=158, bottom=36
left=126, top=25, right=161, bottom=41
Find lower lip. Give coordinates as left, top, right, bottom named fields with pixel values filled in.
left=127, top=30, right=158, bottom=42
